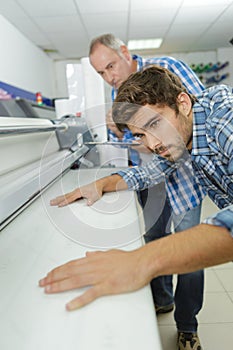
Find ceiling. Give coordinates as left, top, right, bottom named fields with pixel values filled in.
left=0, top=0, right=233, bottom=60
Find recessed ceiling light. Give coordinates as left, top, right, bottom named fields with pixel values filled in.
left=127, top=38, right=163, bottom=50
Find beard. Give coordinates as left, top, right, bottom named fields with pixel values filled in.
left=152, top=133, right=188, bottom=162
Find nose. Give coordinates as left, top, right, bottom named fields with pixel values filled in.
left=104, top=71, right=114, bottom=86
left=145, top=132, right=160, bottom=152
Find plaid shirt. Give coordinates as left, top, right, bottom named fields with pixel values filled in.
left=204, top=205, right=233, bottom=237
left=133, top=54, right=205, bottom=94
left=117, top=156, right=206, bottom=215
left=191, top=85, right=233, bottom=209
left=117, top=85, right=233, bottom=234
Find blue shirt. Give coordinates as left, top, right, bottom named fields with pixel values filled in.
left=191, top=85, right=233, bottom=209
left=116, top=85, right=233, bottom=235
left=110, top=55, right=205, bottom=166
left=204, top=205, right=233, bottom=237
left=132, top=55, right=205, bottom=95
left=116, top=155, right=206, bottom=215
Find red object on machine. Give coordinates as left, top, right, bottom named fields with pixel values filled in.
left=36, top=92, right=43, bottom=105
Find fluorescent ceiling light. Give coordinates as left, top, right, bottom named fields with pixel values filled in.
left=128, top=38, right=163, bottom=50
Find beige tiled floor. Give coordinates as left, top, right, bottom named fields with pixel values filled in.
left=157, top=197, right=233, bottom=349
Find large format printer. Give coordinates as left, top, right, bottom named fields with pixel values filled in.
left=0, top=100, right=162, bottom=350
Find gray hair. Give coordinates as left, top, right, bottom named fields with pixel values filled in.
left=89, top=33, right=125, bottom=56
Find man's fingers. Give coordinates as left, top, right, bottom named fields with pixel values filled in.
left=42, top=272, right=96, bottom=294
left=50, top=181, right=104, bottom=208
left=50, top=195, right=73, bottom=207
left=39, top=256, right=93, bottom=286
left=50, top=195, right=66, bottom=206
left=50, top=190, right=82, bottom=207
left=66, top=285, right=104, bottom=311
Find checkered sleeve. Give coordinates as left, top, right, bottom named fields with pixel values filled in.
left=144, top=56, right=205, bottom=94
left=215, top=111, right=233, bottom=165
left=113, top=158, right=165, bottom=191
left=203, top=205, right=233, bottom=237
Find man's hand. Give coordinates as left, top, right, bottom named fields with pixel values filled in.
left=50, top=181, right=104, bottom=207
left=39, top=248, right=152, bottom=311
left=50, top=174, right=127, bottom=207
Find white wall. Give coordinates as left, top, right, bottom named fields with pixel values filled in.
left=0, top=15, right=55, bottom=98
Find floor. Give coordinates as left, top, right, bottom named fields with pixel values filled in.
left=157, top=197, right=233, bottom=350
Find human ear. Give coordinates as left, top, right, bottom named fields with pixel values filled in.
left=177, top=92, right=192, bottom=116
left=120, top=45, right=131, bottom=61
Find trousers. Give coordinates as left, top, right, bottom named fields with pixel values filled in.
left=139, top=183, right=204, bottom=333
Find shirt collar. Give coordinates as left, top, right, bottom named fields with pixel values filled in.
left=191, top=101, right=215, bottom=156
left=132, top=54, right=143, bottom=71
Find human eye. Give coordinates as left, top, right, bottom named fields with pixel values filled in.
left=134, top=133, right=144, bottom=141
left=107, top=61, right=116, bottom=70
left=149, top=119, right=160, bottom=129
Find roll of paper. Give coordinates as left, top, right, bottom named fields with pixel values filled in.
left=81, top=57, right=107, bottom=142
left=54, top=98, right=79, bottom=119
left=66, top=63, right=85, bottom=112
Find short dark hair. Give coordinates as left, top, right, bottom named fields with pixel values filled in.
left=112, top=65, right=196, bottom=130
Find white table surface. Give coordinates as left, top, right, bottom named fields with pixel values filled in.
left=0, top=168, right=162, bottom=350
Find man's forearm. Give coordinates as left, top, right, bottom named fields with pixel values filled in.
left=98, top=174, right=128, bottom=193
left=142, top=224, right=233, bottom=279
